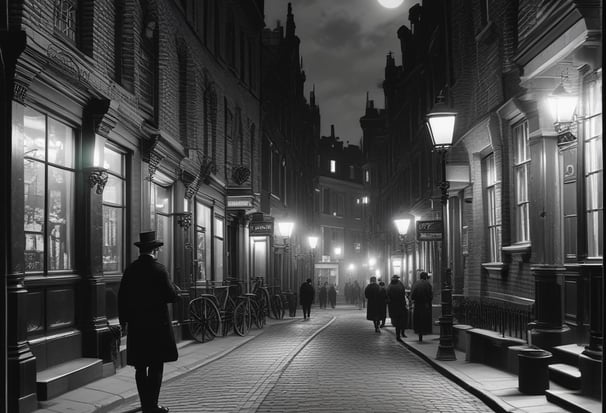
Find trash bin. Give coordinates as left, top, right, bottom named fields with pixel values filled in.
left=518, top=347, right=553, bottom=395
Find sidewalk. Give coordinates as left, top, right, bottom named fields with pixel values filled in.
left=33, top=309, right=601, bottom=413
left=33, top=317, right=297, bottom=413
left=392, top=328, right=603, bottom=413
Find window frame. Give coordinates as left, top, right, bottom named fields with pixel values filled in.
left=512, top=120, right=531, bottom=243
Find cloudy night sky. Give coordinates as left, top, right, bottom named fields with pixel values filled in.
left=264, top=0, right=416, bottom=146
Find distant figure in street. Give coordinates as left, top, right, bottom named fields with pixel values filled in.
left=378, top=281, right=387, bottom=328
left=319, top=282, right=328, bottom=309
left=299, top=278, right=315, bottom=320
left=344, top=281, right=351, bottom=304
left=410, top=271, right=434, bottom=342
left=118, top=231, right=178, bottom=413
left=387, top=274, right=408, bottom=341
left=328, top=284, right=337, bottom=308
left=351, top=281, right=361, bottom=307
left=365, top=276, right=386, bottom=332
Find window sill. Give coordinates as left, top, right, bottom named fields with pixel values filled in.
left=502, top=243, right=531, bottom=263
left=481, top=262, right=508, bottom=278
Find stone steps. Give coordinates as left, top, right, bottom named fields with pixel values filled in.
left=36, top=357, right=103, bottom=400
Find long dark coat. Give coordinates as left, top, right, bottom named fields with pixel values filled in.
left=118, top=254, right=178, bottom=367
left=328, top=285, right=337, bottom=307
left=410, top=279, right=433, bottom=334
left=387, top=279, right=408, bottom=329
left=364, top=282, right=385, bottom=321
left=378, top=284, right=387, bottom=320
left=299, top=282, right=315, bottom=306
left=319, top=285, right=328, bottom=307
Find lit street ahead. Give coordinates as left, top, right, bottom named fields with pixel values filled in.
left=109, top=307, right=492, bottom=413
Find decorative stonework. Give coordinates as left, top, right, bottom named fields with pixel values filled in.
left=141, top=134, right=164, bottom=180
left=232, top=165, right=251, bottom=185
left=174, top=212, right=192, bottom=230
left=88, top=167, right=108, bottom=195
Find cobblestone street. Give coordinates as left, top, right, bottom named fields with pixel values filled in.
left=109, top=307, right=493, bottom=413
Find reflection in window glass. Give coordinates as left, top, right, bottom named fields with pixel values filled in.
left=21, top=104, right=75, bottom=273
left=196, top=202, right=212, bottom=281
left=151, top=182, right=173, bottom=274
left=103, top=146, right=126, bottom=273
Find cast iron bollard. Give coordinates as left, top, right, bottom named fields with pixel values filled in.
left=518, top=347, right=553, bottom=395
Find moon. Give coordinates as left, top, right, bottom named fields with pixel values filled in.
left=378, top=0, right=404, bottom=8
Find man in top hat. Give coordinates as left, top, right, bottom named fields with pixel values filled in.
left=118, top=231, right=179, bottom=413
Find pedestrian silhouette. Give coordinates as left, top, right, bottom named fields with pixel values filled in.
left=328, top=283, right=337, bottom=308
left=352, top=280, right=361, bottom=307
left=378, top=281, right=387, bottom=327
left=118, top=231, right=179, bottom=413
left=319, top=282, right=328, bottom=309
left=410, top=271, right=433, bottom=342
left=387, top=274, right=408, bottom=341
left=365, top=276, right=387, bottom=332
left=299, top=278, right=315, bottom=320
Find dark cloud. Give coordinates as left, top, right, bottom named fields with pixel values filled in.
left=265, top=0, right=413, bottom=144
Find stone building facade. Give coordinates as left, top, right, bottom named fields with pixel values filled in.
left=1, top=0, right=264, bottom=411
left=361, top=0, right=602, bottom=403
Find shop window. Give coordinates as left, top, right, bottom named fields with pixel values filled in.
left=22, top=105, right=75, bottom=273
left=150, top=174, right=173, bottom=274
left=513, top=120, right=530, bottom=242
left=214, top=216, right=224, bottom=281
left=54, top=0, right=77, bottom=44
left=484, top=153, right=501, bottom=262
left=102, top=144, right=126, bottom=273
left=583, top=72, right=603, bottom=258
left=195, top=202, right=212, bottom=281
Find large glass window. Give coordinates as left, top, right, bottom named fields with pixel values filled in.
left=484, top=153, right=501, bottom=262
left=513, top=120, right=530, bottom=242
left=150, top=174, right=173, bottom=273
left=102, top=144, right=126, bottom=273
left=195, top=202, right=212, bottom=281
left=583, top=72, right=602, bottom=258
left=23, top=106, right=75, bottom=273
left=214, top=216, right=224, bottom=282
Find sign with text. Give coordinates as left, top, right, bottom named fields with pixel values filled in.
left=249, top=221, right=274, bottom=236
left=416, top=220, right=443, bottom=241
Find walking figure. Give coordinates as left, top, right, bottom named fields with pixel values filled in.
left=118, top=231, right=179, bottom=413
left=410, top=271, right=433, bottom=342
left=328, top=284, right=337, bottom=308
left=299, top=278, right=315, bottom=320
left=365, top=276, right=386, bottom=332
left=387, top=274, right=408, bottom=341
left=319, top=282, right=328, bottom=309
left=378, top=281, right=387, bottom=327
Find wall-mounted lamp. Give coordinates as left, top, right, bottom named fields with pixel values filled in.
left=426, top=93, right=457, bottom=150
left=277, top=221, right=295, bottom=238
left=307, top=236, right=318, bottom=250
left=547, top=79, right=578, bottom=137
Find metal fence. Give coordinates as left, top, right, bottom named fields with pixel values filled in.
left=453, top=295, right=534, bottom=341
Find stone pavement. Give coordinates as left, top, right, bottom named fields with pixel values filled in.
left=32, top=305, right=602, bottom=413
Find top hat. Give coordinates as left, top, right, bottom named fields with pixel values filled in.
left=134, top=231, right=164, bottom=249
left=391, top=274, right=400, bottom=279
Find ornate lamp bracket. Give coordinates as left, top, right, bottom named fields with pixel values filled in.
left=88, top=167, right=108, bottom=195
left=174, top=212, right=192, bottom=230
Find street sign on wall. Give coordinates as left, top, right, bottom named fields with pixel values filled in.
left=249, top=221, right=274, bottom=236
left=416, top=220, right=443, bottom=241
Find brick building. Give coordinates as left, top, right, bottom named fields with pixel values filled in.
left=261, top=3, right=321, bottom=292
left=1, top=0, right=264, bottom=411
left=361, top=0, right=602, bottom=405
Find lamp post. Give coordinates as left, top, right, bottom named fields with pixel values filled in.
left=277, top=221, right=294, bottom=290
left=307, top=235, right=318, bottom=285
left=426, top=92, right=457, bottom=361
left=393, top=217, right=411, bottom=283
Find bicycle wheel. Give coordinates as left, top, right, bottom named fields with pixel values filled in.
left=252, top=299, right=266, bottom=329
left=233, top=299, right=253, bottom=336
left=188, top=297, right=221, bottom=343
left=222, top=298, right=236, bottom=336
left=272, top=294, right=284, bottom=320
left=260, top=288, right=272, bottom=318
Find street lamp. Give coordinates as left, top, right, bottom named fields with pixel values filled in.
left=426, top=92, right=457, bottom=361
left=277, top=221, right=294, bottom=290
left=393, top=216, right=411, bottom=281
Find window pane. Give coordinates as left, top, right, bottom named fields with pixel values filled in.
left=23, top=108, right=46, bottom=160
left=156, top=214, right=172, bottom=273
left=47, top=166, right=74, bottom=271
left=47, top=118, right=75, bottom=167
left=103, top=175, right=123, bottom=205
left=215, top=217, right=223, bottom=238
left=103, top=205, right=123, bottom=272
left=24, top=160, right=45, bottom=233
left=587, top=210, right=603, bottom=258
left=104, top=146, right=123, bottom=175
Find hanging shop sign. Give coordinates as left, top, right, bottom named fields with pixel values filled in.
left=416, top=220, right=443, bottom=241
left=249, top=221, right=274, bottom=236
